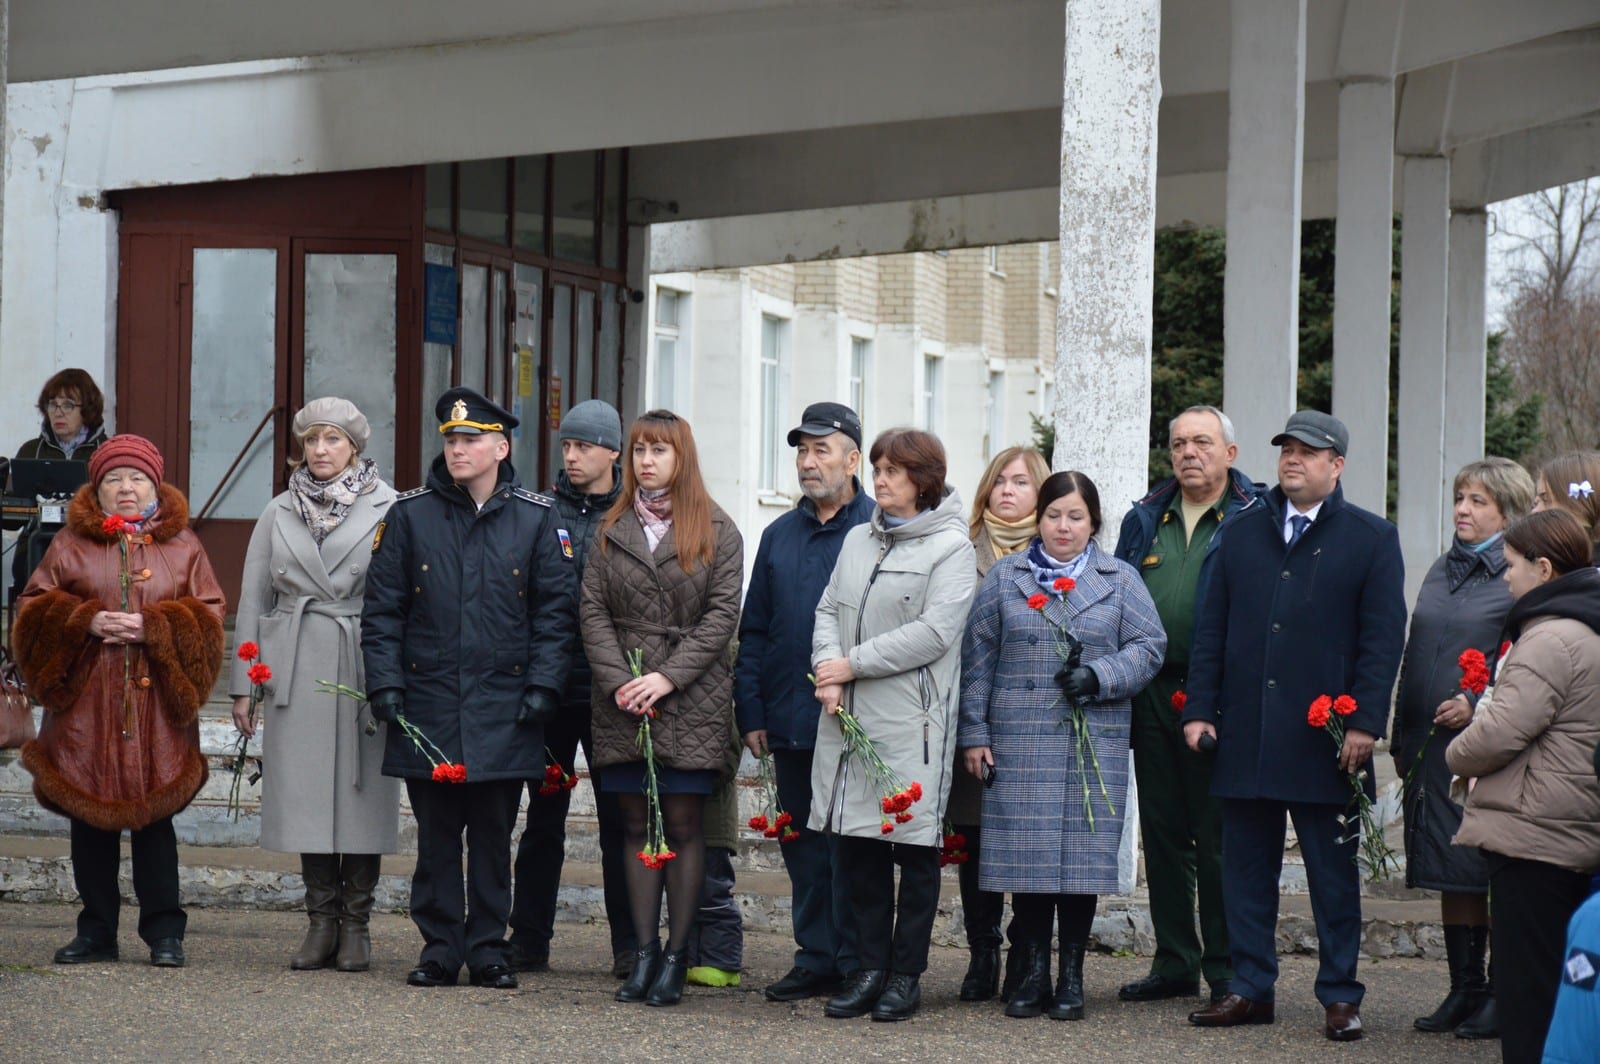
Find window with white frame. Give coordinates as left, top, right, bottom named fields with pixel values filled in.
left=654, top=289, right=683, bottom=408
left=759, top=314, right=787, bottom=491
left=987, top=369, right=1005, bottom=460
left=922, top=354, right=943, bottom=434
left=986, top=245, right=1001, bottom=272
left=849, top=337, right=871, bottom=443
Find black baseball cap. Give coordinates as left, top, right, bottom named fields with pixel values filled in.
left=787, top=402, right=862, bottom=449
left=1271, top=410, right=1348, bottom=457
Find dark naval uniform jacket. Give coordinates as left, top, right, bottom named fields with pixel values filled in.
left=1180, top=482, right=1406, bottom=805
left=361, top=455, right=578, bottom=782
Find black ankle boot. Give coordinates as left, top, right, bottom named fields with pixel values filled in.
left=615, top=942, right=662, bottom=1003
left=871, top=973, right=922, bottom=1021
left=1455, top=990, right=1499, bottom=1040
left=1416, top=925, right=1487, bottom=1032
left=1048, top=942, right=1087, bottom=1020
left=1003, top=943, right=1053, bottom=1018
left=645, top=950, right=687, bottom=1006
left=960, top=944, right=1001, bottom=1001
left=824, top=969, right=888, bottom=1018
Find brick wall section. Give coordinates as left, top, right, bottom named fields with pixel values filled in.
left=876, top=254, right=918, bottom=326
left=943, top=248, right=986, bottom=345
left=837, top=256, right=879, bottom=323
left=746, top=263, right=797, bottom=302
left=794, top=260, right=837, bottom=306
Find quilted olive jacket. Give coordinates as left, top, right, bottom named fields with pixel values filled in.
left=582, top=503, right=744, bottom=772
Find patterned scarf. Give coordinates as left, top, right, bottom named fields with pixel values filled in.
left=289, top=457, right=380, bottom=545
left=981, top=509, right=1037, bottom=561
left=1026, top=537, right=1095, bottom=591
left=634, top=487, right=674, bottom=551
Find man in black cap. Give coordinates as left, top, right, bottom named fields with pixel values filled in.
left=362, top=386, right=577, bottom=989
left=507, top=398, right=637, bottom=978
left=737, top=401, right=874, bottom=1001
left=1181, top=409, right=1405, bottom=1041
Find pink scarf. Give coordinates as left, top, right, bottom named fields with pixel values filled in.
left=634, top=487, right=673, bottom=551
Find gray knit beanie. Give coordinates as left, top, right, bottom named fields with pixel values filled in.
left=559, top=399, right=623, bottom=450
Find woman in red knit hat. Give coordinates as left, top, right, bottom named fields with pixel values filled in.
left=11, top=434, right=226, bottom=968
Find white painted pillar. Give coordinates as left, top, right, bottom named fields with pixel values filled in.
left=1443, top=208, right=1488, bottom=540
left=1053, top=0, right=1160, bottom=545
left=1330, top=79, right=1395, bottom=514
left=1053, top=0, right=1160, bottom=899
left=1222, top=0, right=1306, bottom=478
left=1397, top=156, right=1450, bottom=602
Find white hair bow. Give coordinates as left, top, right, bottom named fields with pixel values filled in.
left=1570, top=480, right=1594, bottom=499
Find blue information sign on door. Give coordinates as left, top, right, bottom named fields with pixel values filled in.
left=424, top=263, right=458, bottom=345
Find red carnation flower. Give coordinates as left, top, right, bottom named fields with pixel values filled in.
left=247, top=663, right=272, bottom=685
left=1170, top=690, right=1187, bottom=713
left=907, top=781, right=923, bottom=802
left=748, top=815, right=770, bottom=832
left=1307, top=694, right=1333, bottom=729
left=563, top=774, right=578, bottom=790
left=1332, top=694, right=1358, bottom=717
left=763, top=827, right=779, bottom=839
left=432, top=763, right=452, bottom=783
left=775, top=811, right=793, bottom=829
left=1053, top=577, right=1076, bottom=593
left=101, top=514, right=127, bottom=536
left=236, top=641, right=260, bottom=662
left=1027, top=592, right=1049, bottom=610
left=538, top=783, right=560, bottom=796
left=894, top=811, right=913, bottom=824
left=880, top=821, right=895, bottom=835
left=1499, top=640, right=1512, bottom=659
left=779, top=827, right=800, bottom=843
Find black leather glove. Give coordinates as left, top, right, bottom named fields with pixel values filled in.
left=1055, top=666, right=1100, bottom=700
left=368, top=688, right=404, bottom=724
left=517, top=687, right=560, bottom=728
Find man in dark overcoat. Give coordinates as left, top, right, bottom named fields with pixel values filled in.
left=362, top=387, right=576, bottom=989
left=1114, top=404, right=1263, bottom=1005
left=1181, top=410, right=1405, bottom=1042
left=507, top=399, right=636, bottom=978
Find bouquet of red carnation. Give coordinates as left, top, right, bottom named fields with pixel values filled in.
left=1170, top=690, right=1187, bottom=714
left=538, top=751, right=580, bottom=796
left=1026, top=582, right=1116, bottom=830
left=1307, top=693, right=1397, bottom=881
left=226, top=642, right=271, bottom=821
left=1401, top=647, right=1493, bottom=794
left=749, top=753, right=799, bottom=843
left=100, top=513, right=139, bottom=737
left=627, top=649, right=676, bottom=869
left=939, top=827, right=969, bottom=867
left=809, top=674, right=923, bottom=834
left=314, top=680, right=466, bottom=782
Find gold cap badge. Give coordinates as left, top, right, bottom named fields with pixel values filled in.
left=450, top=399, right=468, bottom=422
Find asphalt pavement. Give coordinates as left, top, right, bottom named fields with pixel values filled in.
left=0, top=901, right=1501, bottom=1063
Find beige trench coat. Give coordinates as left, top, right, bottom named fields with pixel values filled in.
left=231, top=484, right=400, bottom=854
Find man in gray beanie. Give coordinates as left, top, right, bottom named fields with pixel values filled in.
left=508, top=399, right=636, bottom=977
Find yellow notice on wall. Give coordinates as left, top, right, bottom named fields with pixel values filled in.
left=517, top=346, right=535, bottom=397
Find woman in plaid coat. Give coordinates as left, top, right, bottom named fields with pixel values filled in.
left=959, top=470, right=1166, bottom=1021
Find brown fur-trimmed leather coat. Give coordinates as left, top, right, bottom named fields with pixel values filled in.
left=13, top=482, right=225, bottom=831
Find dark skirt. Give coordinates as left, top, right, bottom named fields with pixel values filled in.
left=597, top=760, right=714, bottom=796
left=1402, top=726, right=1488, bottom=893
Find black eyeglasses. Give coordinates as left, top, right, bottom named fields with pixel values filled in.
left=46, top=400, right=81, bottom=414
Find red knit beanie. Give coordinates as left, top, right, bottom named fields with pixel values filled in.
left=89, top=434, right=165, bottom=486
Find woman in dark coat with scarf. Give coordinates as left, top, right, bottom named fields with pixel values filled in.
left=1394, top=457, right=1534, bottom=1037
left=581, top=409, right=744, bottom=1007
left=9, top=369, right=110, bottom=594
left=13, top=434, right=225, bottom=968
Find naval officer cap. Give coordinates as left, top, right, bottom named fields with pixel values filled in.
left=1270, top=409, right=1349, bottom=457
left=436, top=386, right=518, bottom=436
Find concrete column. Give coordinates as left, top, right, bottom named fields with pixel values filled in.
left=1330, top=79, right=1395, bottom=514
left=1054, top=0, right=1160, bottom=900
left=1, top=0, right=9, bottom=343
left=1053, top=0, right=1160, bottom=546
left=1222, top=0, right=1307, bottom=478
left=621, top=223, right=651, bottom=423
left=1443, top=208, right=1488, bottom=541
left=1396, top=156, right=1450, bottom=602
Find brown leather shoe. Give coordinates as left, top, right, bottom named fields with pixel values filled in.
left=1325, top=1002, right=1364, bottom=1041
left=1188, top=993, right=1275, bottom=1027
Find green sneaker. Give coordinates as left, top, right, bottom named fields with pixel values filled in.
left=685, top=966, right=741, bottom=987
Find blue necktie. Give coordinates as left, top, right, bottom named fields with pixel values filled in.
left=1288, top=514, right=1310, bottom=548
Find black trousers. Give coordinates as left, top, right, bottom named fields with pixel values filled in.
left=509, top=709, right=635, bottom=957
left=839, top=835, right=941, bottom=974
left=406, top=778, right=523, bottom=973
left=69, top=815, right=184, bottom=946
left=1485, top=850, right=1593, bottom=1064
left=952, top=822, right=1008, bottom=951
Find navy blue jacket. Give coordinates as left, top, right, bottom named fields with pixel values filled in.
left=362, top=456, right=578, bottom=782
left=734, top=482, right=875, bottom=749
left=545, top=464, right=622, bottom=718
left=1181, top=482, right=1406, bottom=804
left=1114, top=468, right=1265, bottom=640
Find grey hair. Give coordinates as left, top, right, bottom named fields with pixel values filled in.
left=1168, top=405, right=1235, bottom=446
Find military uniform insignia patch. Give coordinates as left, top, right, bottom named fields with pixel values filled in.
left=371, top=521, right=386, bottom=553
left=450, top=398, right=468, bottom=422
left=557, top=529, right=574, bottom=559
left=1142, top=554, right=1160, bottom=568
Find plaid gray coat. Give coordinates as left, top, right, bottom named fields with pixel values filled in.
left=958, top=545, right=1166, bottom=893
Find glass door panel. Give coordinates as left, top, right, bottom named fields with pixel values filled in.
left=303, top=253, right=399, bottom=480
left=459, top=263, right=488, bottom=396
left=190, top=247, right=278, bottom=519
left=546, top=283, right=573, bottom=483
left=575, top=288, right=596, bottom=404
left=512, top=264, right=544, bottom=483
left=421, top=243, right=456, bottom=476
left=490, top=268, right=508, bottom=407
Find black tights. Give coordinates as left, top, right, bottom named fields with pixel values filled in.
left=617, top=791, right=706, bottom=954
left=1012, top=892, right=1097, bottom=948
